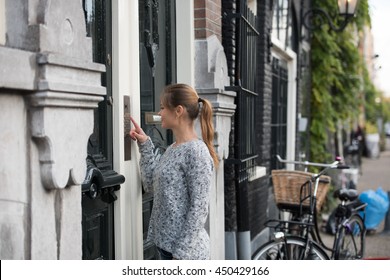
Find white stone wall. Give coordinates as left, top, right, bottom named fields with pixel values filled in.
left=0, top=94, right=28, bottom=259
left=0, top=0, right=5, bottom=45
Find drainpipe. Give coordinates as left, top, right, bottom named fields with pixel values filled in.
left=236, top=172, right=251, bottom=260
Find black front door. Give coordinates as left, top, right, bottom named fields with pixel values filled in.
left=139, top=0, right=176, bottom=260
left=81, top=0, right=125, bottom=260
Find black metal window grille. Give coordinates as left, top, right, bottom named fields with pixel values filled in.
left=227, top=2, right=259, bottom=179
left=224, top=1, right=259, bottom=232
left=270, top=57, right=288, bottom=170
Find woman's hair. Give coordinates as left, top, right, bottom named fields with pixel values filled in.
left=161, top=83, right=219, bottom=167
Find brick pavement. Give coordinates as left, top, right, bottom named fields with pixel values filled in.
left=356, top=137, right=390, bottom=259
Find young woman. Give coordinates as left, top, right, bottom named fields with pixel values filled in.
left=129, top=83, right=218, bottom=260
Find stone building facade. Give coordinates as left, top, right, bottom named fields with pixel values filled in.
left=0, top=0, right=307, bottom=260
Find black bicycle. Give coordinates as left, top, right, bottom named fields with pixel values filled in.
left=252, top=156, right=367, bottom=260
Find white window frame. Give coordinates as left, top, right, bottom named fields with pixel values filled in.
left=176, top=0, right=194, bottom=85
left=271, top=37, right=297, bottom=171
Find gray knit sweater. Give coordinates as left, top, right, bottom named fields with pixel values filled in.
left=138, top=138, right=213, bottom=260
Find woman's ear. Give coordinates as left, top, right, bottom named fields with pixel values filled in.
left=175, top=105, right=184, bottom=118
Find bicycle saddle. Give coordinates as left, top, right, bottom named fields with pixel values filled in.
left=334, top=188, right=358, bottom=201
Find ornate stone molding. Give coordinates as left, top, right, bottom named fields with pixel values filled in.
left=36, top=52, right=106, bottom=96
left=3, top=0, right=106, bottom=191
left=195, top=35, right=236, bottom=160
left=195, top=35, right=231, bottom=89
left=28, top=52, right=105, bottom=190
left=29, top=93, right=103, bottom=190
left=0, top=0, right=107, bottom=259
left=16, top=0, right=107, bottom=190
left=7, top=0, right=93, bottom=60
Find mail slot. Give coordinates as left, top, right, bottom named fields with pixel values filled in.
left=145, top=112, right=162, bottom=124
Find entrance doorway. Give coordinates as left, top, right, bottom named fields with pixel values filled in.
left=139, top=0, right=176, bottom=259
left=81, top=0, right=125, bottom=260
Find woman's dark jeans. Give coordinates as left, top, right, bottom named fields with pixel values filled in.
left=157, top=247, right=174, bottom=260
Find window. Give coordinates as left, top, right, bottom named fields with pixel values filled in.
left=139, top=0, right=176, bottom=151
left=272, top=0, right=292, bottom=49
left=247, top=0, right=257, bottom=15
left=271, top=57, right=288, bottom=170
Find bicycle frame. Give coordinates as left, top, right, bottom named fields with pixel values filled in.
left=330, top=196, right=367, bottom=259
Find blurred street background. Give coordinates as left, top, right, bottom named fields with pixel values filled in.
left=321, top=137, right=390, bottom=259
left=356, top=137, right=390, bottom=259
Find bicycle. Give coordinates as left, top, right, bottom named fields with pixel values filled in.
left=252, top=155, right=367, bottom=260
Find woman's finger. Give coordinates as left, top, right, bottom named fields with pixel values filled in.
left=130, top=116, right=141, bottom=131
left=129, top=130, right=137, bottom=141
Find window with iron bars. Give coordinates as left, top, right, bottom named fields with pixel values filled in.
left=223, top=0, right=260, bottom=232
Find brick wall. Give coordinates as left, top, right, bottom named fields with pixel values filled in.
left=194, top=0, right=222, bottom=41
left=221, top=0, right=236, bottom=84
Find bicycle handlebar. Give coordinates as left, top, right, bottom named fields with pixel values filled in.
left=336, top=165, right=350, bottom=169
left=276, top=155, right=349, bottom=171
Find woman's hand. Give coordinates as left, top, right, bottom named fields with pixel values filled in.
left=129, top=116, right=148, bottom=144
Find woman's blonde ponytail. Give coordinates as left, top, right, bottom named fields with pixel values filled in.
left=199, top=98, right=219, bottom=168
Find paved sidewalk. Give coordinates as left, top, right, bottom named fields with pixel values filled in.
left=320, top=138, right=390, bottom=259
left=355, top=138, right=390, bottom=259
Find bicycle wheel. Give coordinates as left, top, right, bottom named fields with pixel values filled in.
left=334, top=214, right=365, bottom=259
left=252, top=236, right=329, bottom=260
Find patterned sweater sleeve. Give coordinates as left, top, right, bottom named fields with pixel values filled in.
left=138, top=137, right=158, bottom=193
left=172, top=145, right=213, bottom=259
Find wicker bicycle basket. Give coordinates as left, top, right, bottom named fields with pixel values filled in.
left=271, top=170, right=331, bottom=213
